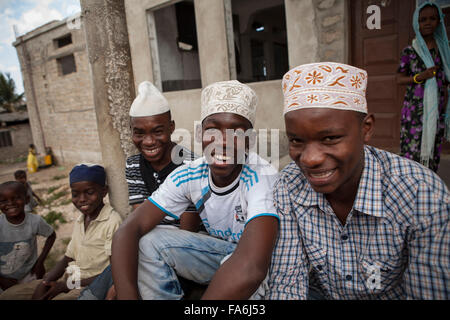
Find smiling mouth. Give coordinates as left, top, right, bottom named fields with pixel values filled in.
left=142, top=147, right=161, bottom=155
left=4, top=206, right=20, bottom=215
left=214, top=154, right=232, bottom=162
left=304, top=169, right=337, bottom=185
left=309, top=169, right=335, bottom=179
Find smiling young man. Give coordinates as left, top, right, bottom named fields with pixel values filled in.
left=111, top=80, right=279, bottom=300
left=126, top=81, right=198, bottom=229
left=77, top=81, right=199, bottom=300
left=267, top=62, right=449, bottom=300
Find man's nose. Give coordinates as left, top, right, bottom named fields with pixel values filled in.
left=142, top=134, right=156, bottom=145
left=300, top=143, right=325, bottom=168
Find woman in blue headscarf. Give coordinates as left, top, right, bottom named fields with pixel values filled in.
left=397, top=1, right=450, bottom=172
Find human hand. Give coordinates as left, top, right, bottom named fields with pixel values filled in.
left=417, top=66, right=438, bottom=82
left=105, top=284, right=117, bottom=300
left=39, top=280, right=69, bottom=300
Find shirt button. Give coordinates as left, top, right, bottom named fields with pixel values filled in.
left=345, top=275, right=353, bottom=281
left=341, top=234, right=349, bottom=241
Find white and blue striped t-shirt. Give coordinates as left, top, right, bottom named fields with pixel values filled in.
left=150, top=152, right=279, bottom=243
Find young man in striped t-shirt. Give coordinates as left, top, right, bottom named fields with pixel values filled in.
left=78, top=81, right=199, bottom=300
left=126, top=81, right=199, bottom=229
left=125, top=145, right=196, bottom=228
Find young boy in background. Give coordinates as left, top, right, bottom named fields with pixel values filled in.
left=14, top=170, right=41, bottom=213
left=31, top=164, right=123, bottom=300
left=0, top=181, right=55, bottom=299
left=1, top=164, right=122, bottom=299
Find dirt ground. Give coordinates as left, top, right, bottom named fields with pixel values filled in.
left=0, top=161, right=109, bottom=270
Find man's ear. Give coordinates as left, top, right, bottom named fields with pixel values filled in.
left=102, top=185, right=108, bottom=198
left=194, top=122, right=202, bottom=143
left=362, top=113, right=375, bottom=144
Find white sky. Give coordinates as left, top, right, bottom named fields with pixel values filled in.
left=0, top=0, right=81, bottom=96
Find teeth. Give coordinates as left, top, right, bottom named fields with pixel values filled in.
left=310, top=170, right=334, bottom=179
left=144, top=148, right=160, bottom=154
left=214, top=154, right=231, bottom=161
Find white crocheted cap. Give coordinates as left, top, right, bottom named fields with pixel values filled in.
left=282, top=62, right=368, bottom=115
left=129, top=81, right=170, bottom=117
left=201, top=80, right=257, bottom=126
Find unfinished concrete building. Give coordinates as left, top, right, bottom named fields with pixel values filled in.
left=13, top=18, right=102, bottom=165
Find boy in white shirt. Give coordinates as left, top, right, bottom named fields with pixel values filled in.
left=111, top=80, right=279, bottom=300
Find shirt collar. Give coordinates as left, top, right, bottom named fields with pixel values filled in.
left=353, top=146, right=384, bottom=217
left=288, top=146, right=384, bottom=218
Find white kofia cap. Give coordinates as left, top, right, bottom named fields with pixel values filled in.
left=129, top=81, right=170, bottom=117
left=201, top=80, right=257, bottom=126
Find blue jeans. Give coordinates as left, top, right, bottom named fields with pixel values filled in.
left=137, top=227, right=236, bottom=300
left=78, top=265, right=113, bottom=300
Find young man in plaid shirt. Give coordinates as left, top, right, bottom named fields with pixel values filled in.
left=267, top=62, right=449, bottom=300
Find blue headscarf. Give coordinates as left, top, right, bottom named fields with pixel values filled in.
left=412, top=2, right=450, bottom=167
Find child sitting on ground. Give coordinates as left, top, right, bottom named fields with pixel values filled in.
left=0, top=181, right=56, bottom=299
left=14, top=170, right=41, bottom=213
left=31, top=164, right=123, bottom=300
left=1, top=164, right=122, bottom=299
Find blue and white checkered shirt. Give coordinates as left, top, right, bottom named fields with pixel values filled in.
left=267, top=145, right=449, bottom=300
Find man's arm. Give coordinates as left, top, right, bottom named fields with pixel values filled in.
left=31, top=190, right=42, bottom=204
left=31, top=231, right=56, bottom=278
left=404, top=204, right=449, bottom=299
left=111, top=199, right=167, bottom=299
left=266, top=179, right=309, bottom=300
left=201, top=216, right=278, bottom=299
left=32, top=255, right=73, bottom=299
left=0, top=276, right=18, bottom=291
left=180, top=211, right=201, bottom=232
left=133, top=202, right=200, bottom=232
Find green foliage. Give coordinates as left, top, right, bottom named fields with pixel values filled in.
left=60, top=198, right=73, bottom=205
left=0, top=155, right=27, bottom=165
left=52, top=174, right=67, bottom=181
left=47, top=186, right=59, bottom=194
left=0, top=72, right=24, bottom=112
left=42, top=210, right=67, bottom=230
left=41, top=190, right=69, bottom=207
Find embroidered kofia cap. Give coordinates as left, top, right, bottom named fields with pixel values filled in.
left=282, top=62, right=368, bottom=115
left=201, top=80, right=258, bottom=126
left=129, top=81, right=170, bottom=117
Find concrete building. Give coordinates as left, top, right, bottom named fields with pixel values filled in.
left=13, top=0, right=450, bottom=215
left=13, top=19, right=102, bottom=165
left=0, top=112, right=32, bottom=162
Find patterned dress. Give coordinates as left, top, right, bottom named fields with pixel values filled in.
left=397, top=45, right=447, bottom=172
